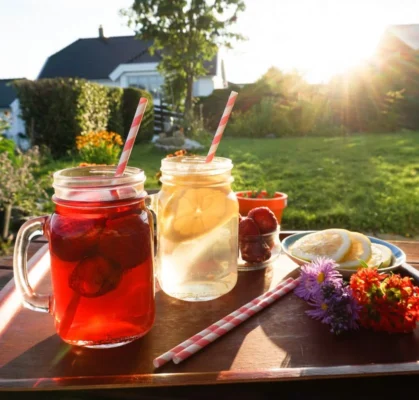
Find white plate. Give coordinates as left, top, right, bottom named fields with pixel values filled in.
left=281, top=231, right=407, bottom=278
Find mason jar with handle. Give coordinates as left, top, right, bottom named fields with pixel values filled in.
left=13, top=166, right=155, bottom=348
left=149, top=155, right=239, bottom=301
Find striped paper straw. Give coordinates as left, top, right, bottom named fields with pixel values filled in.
left=114, top=97, right=148, bottom=177
left=205, top=91, right=238, bottom=163
left=152, top=277, right=294, bottom=368
left=172, top=277, right=300, bottom=365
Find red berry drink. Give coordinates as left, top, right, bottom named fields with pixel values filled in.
left=45, top=166, right=155, bottom=348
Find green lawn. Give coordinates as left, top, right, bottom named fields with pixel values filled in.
left=127, top=132, right=419, bottom=237
left=40, top=132, right=419, bottom=237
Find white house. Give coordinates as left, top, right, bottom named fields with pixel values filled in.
left=1, top=26, right=227, bottom=146
left=38, top=26, right=227, bottom=100
left=0, top=79, right=28, bottom=149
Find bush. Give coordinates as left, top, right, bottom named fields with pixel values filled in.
left=0, top=146, right=48, bottom=215
left=76, top=131, right=123, bottom=165
left=0, top=111, right=11, bottom=136
left=0, top=136, right=16, bottom=162
left=226, top=99, right=292, bottom=138
left=181, top=110, right=212, bottom=145
left=225, top=95, right=348, bottom=138
left=196, top=85, right=242, bottom=131
left=198, top=68, right=307, bottom=133
left=107, top=87, right=124, bottom=135
left=122, top=88, right=154, bottom=142
left=14, top=78, right=109, bottom=157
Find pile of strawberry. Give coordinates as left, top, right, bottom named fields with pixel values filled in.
left=239, top=206, right=279, bottom=263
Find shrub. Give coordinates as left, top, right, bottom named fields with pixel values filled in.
left=122, top=88, right=154, bottom=142
left=14, top=78, right=109, bottom=157
left=0, top=111, right=11, bottom=136
left=198, top=68, right=307, bottom=133
left=0, top=136, right=16, bottom=162
left=226, top=99, right=290, bottom=138
left=0, top=146, right=48, bottom=215
left=181, top=110, right=212, bottom=145
left=225, top=94, right=348, bottom=138
left=107, top=87, right=124, bottom=135
left=196, top=84, right=243, bottom=131
left=76, top=131, right=123, bottom=165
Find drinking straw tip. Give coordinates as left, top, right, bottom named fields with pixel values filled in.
left=205, top=91, right=238, bottom=163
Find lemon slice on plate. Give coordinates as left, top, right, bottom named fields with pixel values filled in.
left=337, top=232, right=372, bottom=269
left=290, top=229, right=351, bottom=262
left=161, top=188, right=238, bottom=242
left=367, top=243, right=393, bottom=268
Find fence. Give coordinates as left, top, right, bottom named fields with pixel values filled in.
left=154, top=103, right=183, bottom=134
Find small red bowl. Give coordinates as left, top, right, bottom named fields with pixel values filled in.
left=235, top=191, right=288, bottom=224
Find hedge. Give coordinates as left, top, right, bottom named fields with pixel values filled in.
left=14, top=79, right=154, bottom=157
left=196, top=84, right=242, bottom=131
left=107, top=87, right=124, bottom=135
left=14, top=78, right=109, bottom=157
left=123, top=88, right=154, bottom=142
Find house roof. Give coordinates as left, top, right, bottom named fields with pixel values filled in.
left=387, top=24, right=419, bottom=50
left=0, top=79, right=22, bottom=108
left=38, top=34, right=217, bottom=80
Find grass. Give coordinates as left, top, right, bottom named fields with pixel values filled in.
left=215, top=133, right=419, bottom=237
left=42, top=131, right=419, bottom=237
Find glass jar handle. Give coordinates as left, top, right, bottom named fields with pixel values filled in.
left=13, top=216, right=51, bottom=313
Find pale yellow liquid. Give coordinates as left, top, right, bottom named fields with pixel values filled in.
left=156, top=179, right=238, bottom=301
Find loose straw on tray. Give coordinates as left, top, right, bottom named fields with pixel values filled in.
left=153, top=277, right=298, bottom=368
left=172, top=278, right=300, bottom=364
left=205, top=91, right=238, bottom=163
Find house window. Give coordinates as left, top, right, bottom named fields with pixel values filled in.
left=127, top=75, right=164, bottom=96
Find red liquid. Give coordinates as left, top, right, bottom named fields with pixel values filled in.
left=45, top=198, right=155, bottom=347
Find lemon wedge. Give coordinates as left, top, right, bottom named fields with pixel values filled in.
left=367, top=243, right=393, bottom=268
left=161, top=188, right=238, bottom=242
left=337, top=232, right=372, bottom=269
left=290, top=229, right=351, bottom=262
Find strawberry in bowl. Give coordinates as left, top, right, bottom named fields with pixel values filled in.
left=238, top=207, right=281, bottom=271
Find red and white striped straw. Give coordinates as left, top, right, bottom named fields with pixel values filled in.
left=114, top=97, right=148, bottom=177
left=205, top=91, right=238, bottom=163
left=152, top=277, right=295, bottom=368
left=172, top=277, right=300, bottom=365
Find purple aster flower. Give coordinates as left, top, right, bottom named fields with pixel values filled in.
left=306, top=296, right=329, bottom=320
left=307, top=281, right=361, bottom=335
left=294, top=257, right=342, bottom=301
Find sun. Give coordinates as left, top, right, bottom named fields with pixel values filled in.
left=270, top=4, right=387, bottom=83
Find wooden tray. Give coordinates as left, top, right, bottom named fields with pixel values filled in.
left=2, top=243, right=419, bottom=391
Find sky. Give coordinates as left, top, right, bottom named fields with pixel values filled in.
left=0, top=0, right=419, bottom=84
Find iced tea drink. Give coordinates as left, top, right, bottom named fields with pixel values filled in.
left=14, top=166, right=155, bottom=348
left=154, top=156, right=239, bottom=301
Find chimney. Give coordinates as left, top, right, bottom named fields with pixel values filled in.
left=99, top=25, right=104, bottom=38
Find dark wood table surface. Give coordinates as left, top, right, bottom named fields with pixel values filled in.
left=1, top=233, right=419, bottom=399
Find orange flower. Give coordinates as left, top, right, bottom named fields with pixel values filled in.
left=350, top=268, right=419, bottom=333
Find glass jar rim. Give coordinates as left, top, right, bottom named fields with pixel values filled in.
left=160, top=155, right=233, bottom=176
left=53, top=166, right=145, bottom=189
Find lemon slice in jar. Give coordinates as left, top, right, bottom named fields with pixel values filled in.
left=161, top=188, right=238, bottom=242
left=337, top=232, right=372, bottom=269
left=290, top=229, right=351, bottom=262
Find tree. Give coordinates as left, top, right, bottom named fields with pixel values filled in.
left=122, top=0, right=245, bottom=115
